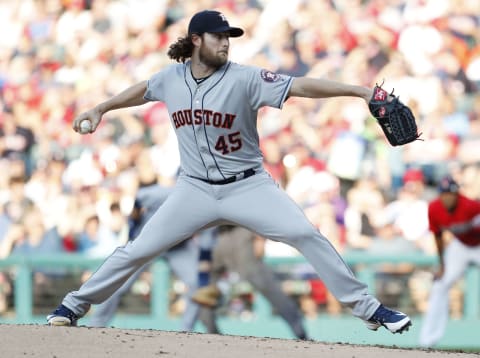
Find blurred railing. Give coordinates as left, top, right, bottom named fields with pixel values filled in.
left=0, top=253, right=479, bottom=350
left=266, top=251, right=479, bottom=318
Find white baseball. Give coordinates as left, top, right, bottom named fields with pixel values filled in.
left=79, top=120, right=92, bottom=134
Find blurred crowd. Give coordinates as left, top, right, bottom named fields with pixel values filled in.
left=0, top=0, right=479, bottom=320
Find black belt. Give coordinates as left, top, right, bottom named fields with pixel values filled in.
left=190, top=168, right=256, bottom=185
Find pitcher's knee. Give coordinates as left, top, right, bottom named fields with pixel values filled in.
left=117, top=244, right=154, bottom=267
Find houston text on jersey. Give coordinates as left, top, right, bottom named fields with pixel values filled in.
left=172, top=109, right=236, bottom=129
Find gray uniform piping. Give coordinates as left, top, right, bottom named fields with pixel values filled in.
left=183, top=65, right=209, bottom=176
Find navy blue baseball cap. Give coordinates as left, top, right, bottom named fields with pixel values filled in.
left=438, top=175, right=459, bottom=193
left=188, top=10, right=244, bottom=38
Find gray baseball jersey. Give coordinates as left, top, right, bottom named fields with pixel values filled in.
left=144, top=61, right=292, bottom=181
left=61, top=60, right=381, bottom=326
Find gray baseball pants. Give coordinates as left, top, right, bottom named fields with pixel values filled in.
left=87, top=239, right=201, bottom=331
left=62, top=171, right=380, bottom=321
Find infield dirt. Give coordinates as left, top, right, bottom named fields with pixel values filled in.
left=0, top=324, right=478, bottom=358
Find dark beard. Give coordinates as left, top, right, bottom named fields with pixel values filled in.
left=199, top=45, right=228, bottom=68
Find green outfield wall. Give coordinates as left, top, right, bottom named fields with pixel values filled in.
left=0, top=253, right=478, bottom=351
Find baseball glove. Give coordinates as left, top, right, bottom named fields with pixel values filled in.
left=368, top=83, right=421, bottom=146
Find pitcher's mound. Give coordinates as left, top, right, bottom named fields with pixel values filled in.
left=0, top=324, right=477, bottom=358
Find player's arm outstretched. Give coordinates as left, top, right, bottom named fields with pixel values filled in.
left=72, top=81, right=148, bottom=134
left=289, top=77, right=373, bottom=102
left=289, top=77, right=420, bottom=146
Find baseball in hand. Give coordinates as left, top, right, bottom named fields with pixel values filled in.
left=79, top=120, right=92, bottom=134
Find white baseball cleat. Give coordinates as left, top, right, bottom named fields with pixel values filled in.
left=365, top=304, right=412, bottom=334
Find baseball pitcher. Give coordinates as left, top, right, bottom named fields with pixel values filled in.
left=48, top=10, right=411, bottom=335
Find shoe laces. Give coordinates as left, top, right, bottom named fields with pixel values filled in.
left=54, top=305, right=78, bottom=321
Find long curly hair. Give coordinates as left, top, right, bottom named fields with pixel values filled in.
left=167, top=36, right=195, bottom=63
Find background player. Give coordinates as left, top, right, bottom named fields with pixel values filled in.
left=192, top=225, right=309, bottom=340
left=47, top=9, right=411, bottom=335
left=87, top=180, right=209, bottom=331
left=419, top=175, right=480, bottom=347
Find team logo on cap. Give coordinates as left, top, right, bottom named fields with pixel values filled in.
left=261, top=69, right=280, bottom=83
left=218, top=13, right=227, bottom=22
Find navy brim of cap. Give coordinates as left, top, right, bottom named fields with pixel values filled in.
left=439, top=188, right=459, bottom=193
left=438, top=184, right=459, bottom=193
left=225, top=27, right=244, bottom=37
left=196, top=25, right=244, bottom=37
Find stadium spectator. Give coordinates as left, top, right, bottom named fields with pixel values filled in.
left=344, top=176, right=385, bottom=251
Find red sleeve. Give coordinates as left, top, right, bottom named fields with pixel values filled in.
left=464, top=197, right=480, bottom=217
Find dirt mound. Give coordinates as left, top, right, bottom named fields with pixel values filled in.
left=0, top=324, right=477, bottom=358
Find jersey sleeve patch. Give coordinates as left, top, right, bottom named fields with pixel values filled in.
left=260, top=69, right=280, bottom=83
